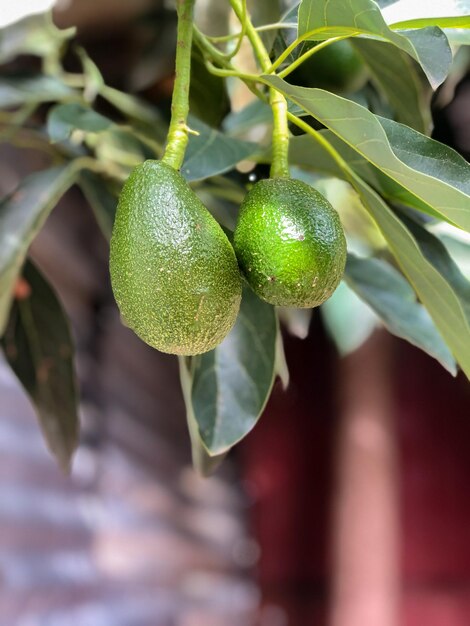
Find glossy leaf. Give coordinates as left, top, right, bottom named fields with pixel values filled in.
left=349, top=172, right=470, bottom=378
left=189, top=286, right=277, bottom=456
left=297, top=0, right=452, bottom=88
left=47, top=102, right=113, bottom=143
left=0, top=164, right=78, bottom=335
left=1, top=261, right=79, bottom=472
left=178, top=356, right=226, bottom=476
left=264, top=76, right=470, bottom=230
left=345, top=254, right=457, bottom=373
left=182, top=116, right=258, bottom=182
left=352, top=39, right=430, bottom=133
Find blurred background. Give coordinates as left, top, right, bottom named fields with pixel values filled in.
left=1, top=1, right=470, bottom=625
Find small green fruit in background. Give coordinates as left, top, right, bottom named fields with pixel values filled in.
left=233, top=178, right=347, bottom=308
left=289, top=40, right=367, bottom=93
left=110, top=160, right=242, bottom=355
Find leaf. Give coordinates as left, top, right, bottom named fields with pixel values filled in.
left=1, top=260, right=79, bottom=472
left=251, top=0, right=282, bottom=49
left=274, top=319, right=290, bottom=389
left=0, top=164, right=77, bottom=335
left=297, top=0, right=452, bottom=88
left=189, top=45, right=230, bottom=127
left=271, top=3, right=301, bottom=63
left=79, top=171, right=117, bottom=240
left=352, top=39, right=431, bottom=133
left=263, top=76, right=470, bottom=230
left=76, top=46, right=105, bottom=103
left=178, top=356, right=226, bottom=476
left=0, top=14, right=73, bottom=64
left=189, top=286, right=278, bottom=456
left=99, top=84, right=165, bottom=135
left=278, top=306, right=312, bottom=339
left=94, top=127, right=151, bottom=171
left=0, top=74, right=76, bottom=109
left=47, top=103, right=113, bottom=143
left=344, top=254, right=457, bottom=373
left=223, top=99, right=272, bottom=135
left=181, top=116, right=258, bottom=182
left=349, top=172, right=470, bottom=378
left=381, top=0, right=470, bottom=30
left=321, top=280, right=377, bottom=355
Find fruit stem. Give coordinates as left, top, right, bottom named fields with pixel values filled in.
left=230, top=0, right=290, bottom=178
left=269, top=89, right=290, bottom=178
left=162, top=0, right=196, bottom=171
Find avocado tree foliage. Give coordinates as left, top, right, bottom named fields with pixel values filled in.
left=0, top=0, right=469, bottom=474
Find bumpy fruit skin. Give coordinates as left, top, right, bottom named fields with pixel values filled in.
left=233, top=178, right=347, bottom=308
left=110, top=160, right=242, bottom=355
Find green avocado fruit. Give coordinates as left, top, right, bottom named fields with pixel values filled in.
left=233, top=178, right=347, bottom=308
left=289, top=40, right=367, bottom=93
left=110, top=160, right=242, bottom=355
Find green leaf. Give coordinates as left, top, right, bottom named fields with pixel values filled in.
left=223, top=99, right=272, bottom=135
left=0, top=164, right=77, bottom=335
left=344, top=254, right=457, bottom=373
left=94, top=127, right=151, bottom=171
left=321, top=280, right=377, bottom=355
left=278, top=306, right=312, bottom=339
left=47, top=103, right=113, bottom=143
left=352, top=39, right=431, bottom=133
left=1, top=261, right=79, bottom=472
left=78, top=171, right=117, bottom=240
left=189, top=286, right=278, bottom=456
left=381, top=0, right=470, bottom=30
left=297, top=0, right=452, bottom=88
left=189, top=46, right=230, bottom=127
left=178, top=356, right=226, bottom=476
left=99, top=84, right=165, bottom=134
left=274, top=319, right=290, bottom=389
left=0, top=14, right=74, bottom=64
left=349, top=172, right=470, bottom=378
left=0, top=75, right=76, bottom=109
left=264, top=76, right=470, bottom=230
left=271, top=4, right=301, bottom=63
left=182, top=116, right=258, bottom=182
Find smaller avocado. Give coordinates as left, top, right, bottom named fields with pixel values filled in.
left=289, top=40, right=367, bottom=93
left=233, top=178, right=347, bottom=308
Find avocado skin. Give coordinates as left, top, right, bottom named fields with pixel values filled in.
left=234, top=178, right=346, bottom=308
left=110, top=160, right=242, bottom=355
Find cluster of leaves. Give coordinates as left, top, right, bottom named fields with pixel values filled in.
left=0, top=0, right=469, bottom=474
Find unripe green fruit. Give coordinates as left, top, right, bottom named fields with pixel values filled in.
left=110, top=160, right=242, bottom=355
left=233, top=178, right=347, bottom=308
left=290, top=40, right=367, bottom=93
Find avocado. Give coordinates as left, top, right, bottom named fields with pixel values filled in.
left=289, top=40, right=367, bottom=93
left=110, top=160, right=242, bottom=355
left=233, top=177, right=346, bottom=308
